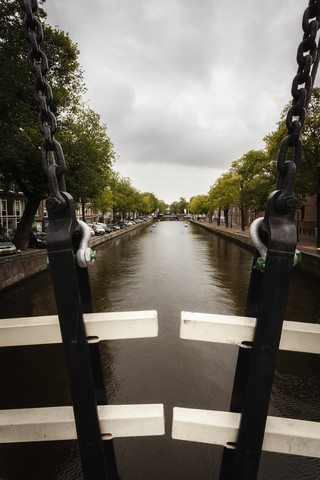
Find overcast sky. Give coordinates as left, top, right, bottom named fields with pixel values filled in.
left=44, top=0, right=319, bottom=205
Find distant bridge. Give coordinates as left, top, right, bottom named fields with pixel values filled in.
left=159, top=214, right=191, bottom=221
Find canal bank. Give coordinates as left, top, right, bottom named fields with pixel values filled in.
left=0, top=219, right=153, bottom=291
left=190, top=219, right=320, bottom=280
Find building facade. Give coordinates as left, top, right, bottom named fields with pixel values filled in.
left=208, top=195, right=318, bottom=238
left=0, top=181, right=26, bottom=237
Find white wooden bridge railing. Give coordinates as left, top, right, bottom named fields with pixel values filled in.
left=172, top=311, right=320, bottom=459
left=1, top=309, right=320, bottom=460
left=0, top=310, right=164, bottom=442
left=0, top=310, right=159, bottom=346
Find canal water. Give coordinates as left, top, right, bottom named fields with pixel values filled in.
left=0, top=221, right=319, bottom=479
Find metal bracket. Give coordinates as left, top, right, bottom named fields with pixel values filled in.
left=76, top=220, right=97, bottom=268
left=250, top=216, right=301, bottom=271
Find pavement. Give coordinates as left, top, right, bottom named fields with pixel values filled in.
left=198, top=221, right=319, bottom=256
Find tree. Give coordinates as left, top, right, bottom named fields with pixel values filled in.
left=189, top=194, right=209, bottom=217
left=169, top=201, right=179, bottom=214
left=263, top=88, right=320, bottom=246
left=56, top=105, right=115, bottom=220
left=178, top=197, right=188, bottom=214
left=230, top=150, right=270, bottom=230
left=299, top=87, right=320, bottom=247
left=136, top=193, right=153, bottom=215
left=169, top=197, right=188, bottom=214
left=143, top=192, right=160, bottom=214
left=209, top=172, right=239, bottom=227
left=158, top=199, right=168, bottom=214
left=135, top=192, right=165, bottom=216
left=108, top=173, right=137, bottom=220
left=92, top=186, right=114, bottom=220
left=0, top=0, right=86, bottom=248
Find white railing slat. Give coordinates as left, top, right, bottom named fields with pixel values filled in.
left=180, top=311, right=320, bottom=354
left=0, top=404, right=164, bottom=443
left=172, top=407, right=320, bottom=458
left=0, top=310, right=158, bottom=346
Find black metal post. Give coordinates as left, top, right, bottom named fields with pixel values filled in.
left=219, top=253, right=262, bottom=480
left=47, top=193, right=109, bottom=480
left=296, top=210, right=300, bottom=242
left=219, top=190, right=297, bottom=479
left=75, top=251, right=122, bottom=480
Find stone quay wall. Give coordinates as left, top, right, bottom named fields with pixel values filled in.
left=190, top=219, right=320, bottom=280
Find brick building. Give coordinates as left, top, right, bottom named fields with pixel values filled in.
left=209, top=195, right=318, bottom=239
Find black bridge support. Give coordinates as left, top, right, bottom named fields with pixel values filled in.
left=219, top=190, right=297, bottom=480
left=47, top=192, right=120, bottom=480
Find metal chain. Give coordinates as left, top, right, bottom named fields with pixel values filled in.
left=18, top=0, right=67, bottom=213
left=276, top=0, right=320, bottom=208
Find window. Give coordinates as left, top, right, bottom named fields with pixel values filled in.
left=1, top=200, right=7, bottom=217
left=15, top=200, right=21, bottom=217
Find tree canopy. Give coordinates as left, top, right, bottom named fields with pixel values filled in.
left=169, top=197, right=188, bottom=214
left=0, top=0, right=86, bottom=247
left=189, top=194, right=209, bottom=215
left=1, top=0, right=171, bottom=247
left=56, top=105, right=115, bottom=215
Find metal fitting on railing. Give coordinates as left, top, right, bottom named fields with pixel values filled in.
left=75, top=220, right=97, bottom=268
left=250, top=217, right=301, bottom=272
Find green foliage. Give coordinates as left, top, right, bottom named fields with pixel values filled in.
left=189, top=194, right=209, bottom=214
left=143, top=192, right=160, bottom=213
left=0, top=0, right=45, bottom=198
left=230, top=150, right=272, bottom=213
left=158, top=199, right=168, bottom=214
left=0, top=0, right=85, bottom=198
left=263, top=89, right=320, bottom=205
left=106, top=172, right=137, bottom=218
left=300, top=88, right=320, bottom=197
left=169, top=201, right=179, bottom=214
left=0, top=0, right=87, bottom=248
left=136, top=192, right=165, bottom=215
left=170, top=197, right=188, bottom=214
left=136, top=193, right=153, bottom=214
left=208, top=171, right=239, bottom=212
left=56, top=105, right=115, bottom=205
left=92, top=186, right=114, bottom=215
left=1, top=0, right=170, bottom=246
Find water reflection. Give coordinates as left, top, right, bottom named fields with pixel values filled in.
left=0, top=221, right=319, bottom=479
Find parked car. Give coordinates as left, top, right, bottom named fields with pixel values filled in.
left=116, top=222, right=125, bottom=229
left=107, top=224, right=120, bottom=231
left=0, top=236, right=17, bottom=256
left=28, top=232, right=47, bottom=249
left=92, top=224, right=105, bottom=235
left=95, top=223, right=112, bottom=233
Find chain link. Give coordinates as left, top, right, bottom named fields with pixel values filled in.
left=18, top=0, right=66, bottom=212
left=276, top=0, right=320, bottom=203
